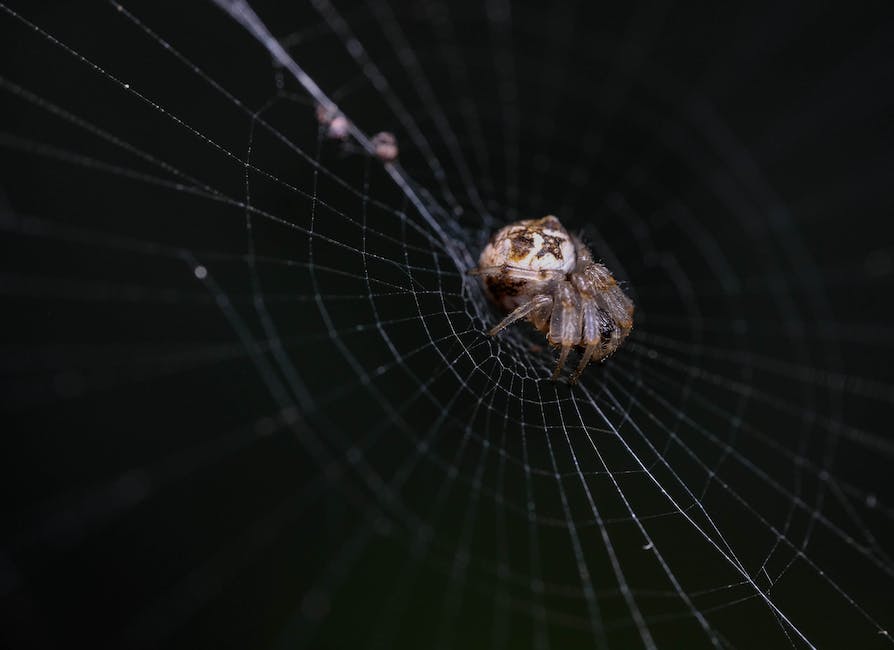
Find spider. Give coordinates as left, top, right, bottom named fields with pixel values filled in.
left=470, top=215, right=634, bottom=382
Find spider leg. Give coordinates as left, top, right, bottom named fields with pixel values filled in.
left=566, top=265, right=635, bottom=381
left=548, top=282, right=582, bottom=381
left=571, top=297, right=602, bottom=383
left=488, top=294, right=552, bottom=336
left=553, top=345, right=572, bottom=381
left=594, top=290, right=633, bottom=358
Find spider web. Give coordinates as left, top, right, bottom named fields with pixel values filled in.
left=2, top=1, right=893, bottom=648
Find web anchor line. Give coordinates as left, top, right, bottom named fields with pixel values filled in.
left=209, top=0, right=472, bottom=276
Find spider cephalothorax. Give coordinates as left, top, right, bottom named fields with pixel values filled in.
left=471, top=215, right=634, bottom=382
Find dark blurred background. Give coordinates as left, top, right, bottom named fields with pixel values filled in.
left=2, top=1, right=893, bottom=648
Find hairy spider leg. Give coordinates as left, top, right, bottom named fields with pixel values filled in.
left=488, top=294, right=552, bottom=336
left=549, top=282, right=583, bottom=380
left=596, top=291, right=633, bottom=357
left=571, top=296, right=603, bottom=383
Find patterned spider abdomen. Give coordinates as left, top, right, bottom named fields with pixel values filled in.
left=477, top=215, right=575, bottom=309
